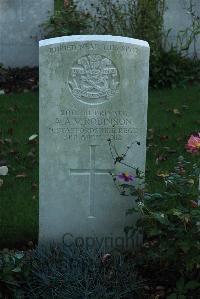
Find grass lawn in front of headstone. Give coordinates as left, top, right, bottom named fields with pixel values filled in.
left=0, top=92, right=38, bottom=248
left=147, top=86, right=199, bottom=192
left=0, top=85, right=199, bottom=248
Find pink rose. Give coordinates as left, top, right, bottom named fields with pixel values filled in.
left=185, top=133, right=200, bottom=153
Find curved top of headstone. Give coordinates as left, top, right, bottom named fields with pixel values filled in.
left=39, top=35, right=149, bottom=48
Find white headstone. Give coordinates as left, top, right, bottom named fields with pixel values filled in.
left=164, top=0, right=200, bottom=57
left=39, top=35, right=149, bottom=249
left=0, top=0, right=54, bottom=67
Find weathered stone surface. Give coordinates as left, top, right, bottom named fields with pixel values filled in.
left=164, top=0, right=200, bottom=57
left=39, top=35, right=149, bottom=249
left=0, top=0, right=54, bottom=67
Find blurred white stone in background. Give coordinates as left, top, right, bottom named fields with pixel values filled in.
left=0, top=0, right=54, bottom=67
left=0, top=166, right=8, bottom=176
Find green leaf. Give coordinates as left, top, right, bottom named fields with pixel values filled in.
left=167, top=293, right=177, bottom=299
left=148, top=228, right=162, bottom=237
left=152, top=193, right=163, bottom=199
left=178, top=240, right=191, bottom=253
left=185, top=280, right=200, bottom=290
left=14, top=253, right=24, bottom=260
left=153, top=212, right=169, bottom=225
left=12, top=267, right=21, bottom=273
left=176, top=277, right=185, bottom=290
left=171, top=209, right=182, bottom=217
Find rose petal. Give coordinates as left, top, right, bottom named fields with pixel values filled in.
left=101, top=253, right=111, bottom=264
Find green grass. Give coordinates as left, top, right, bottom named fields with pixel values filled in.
left=0, top=86, right=199, bottom=248
left=146, top=86, right=200, bottom=191
left=0, top=92, right=39, bottom=248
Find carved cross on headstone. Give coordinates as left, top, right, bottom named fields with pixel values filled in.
left=20, top=0, right=24, bottom=22
left=70, top=145, right=114, bottom=218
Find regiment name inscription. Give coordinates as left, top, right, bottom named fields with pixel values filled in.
left=49, top=108, right=138, bottom=142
